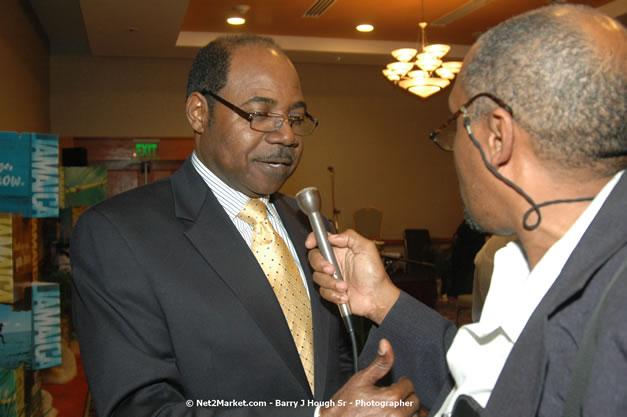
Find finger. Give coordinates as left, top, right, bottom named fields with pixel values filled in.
left=314, top=271, right=348, bottom=304
left=384, top=378, right=419, bottom=415
left=341, top=229, right=376, bottom=251
left=319, top=287, right=349, bottom=304
left=304, top=231, right=317, bottom=249
left=395, top=377, right=418, bottom=400
left=403, top=393, right=420, bottom=415
left=313, top=270, right=348, bottom=291
left=308, top=249, right=335, bottom=275
left=318, top=230, right=356, bottom=250
left=404, top=393, right=420, bottom=415
left=359, top=338, right=395, bottom=385
left=306, top=230, right=344, bottom=249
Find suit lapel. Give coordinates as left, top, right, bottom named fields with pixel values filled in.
left=171, top=160, right=312, bottom=397
left=543, top=173, right=627, bottom=313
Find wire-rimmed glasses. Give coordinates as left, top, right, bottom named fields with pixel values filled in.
left=429, top=92, right=513, bottom=151
left=202, top=90, right=318, bottom=136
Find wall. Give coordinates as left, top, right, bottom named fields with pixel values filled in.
left=0, top=0, right=50, bottom=132
left=288, top=62, right=463, bottom=239
left=50, top=55, right=465, bottom=239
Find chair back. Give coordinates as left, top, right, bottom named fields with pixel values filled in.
left=389, top=229, right=437, bottom=307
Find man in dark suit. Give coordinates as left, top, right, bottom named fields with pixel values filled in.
left=71, top=34, right=418, bottom=417
left=308, top=4, right=626, bottom=417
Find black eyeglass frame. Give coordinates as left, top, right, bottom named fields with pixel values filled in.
left=429, top=92, right=513, bottom=152
left=201, top=90, right=318, bottom=136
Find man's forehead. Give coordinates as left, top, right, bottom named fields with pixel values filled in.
left=230, top=44, right=283, bottom=63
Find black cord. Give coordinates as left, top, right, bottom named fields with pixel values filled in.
left=521, top=197, right=594, bottom=229
left=464, top=117, right=594, bottom=230
left=347, top=326, right=359, bottom=374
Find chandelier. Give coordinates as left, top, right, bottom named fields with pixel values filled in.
left=382, top=16, right=462, bottom=98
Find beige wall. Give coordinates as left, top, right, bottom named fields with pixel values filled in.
left=0, top=0, right=50, bottom=132
left=50, top=54, right=465, bottom=238
left=288, top=62, right=464, bottom=239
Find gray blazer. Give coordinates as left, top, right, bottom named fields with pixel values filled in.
left=71, top=157, right=352, bottom=417
left=362, top=172, right=627, bottom=417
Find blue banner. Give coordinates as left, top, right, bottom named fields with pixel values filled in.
left=0, top=132, right=30, bottom=197
left=0, top=132, right=59, bottom=218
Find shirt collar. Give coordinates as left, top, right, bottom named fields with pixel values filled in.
left=190, top=151, right=273, bottom=221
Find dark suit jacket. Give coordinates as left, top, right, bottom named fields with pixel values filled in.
left=361, top=172, right=627, bottom=416
left=71, top=158, right=352, bottom=417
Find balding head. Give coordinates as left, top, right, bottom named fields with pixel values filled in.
left=460, top=4, right=626, bottom=177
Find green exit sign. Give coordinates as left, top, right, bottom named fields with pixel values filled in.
left=135, top=142, right=159, bottom=159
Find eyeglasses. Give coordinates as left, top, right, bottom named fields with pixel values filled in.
left=202, top=90, right=318, bottom=136
left=429, top=92, right=513, bottom=151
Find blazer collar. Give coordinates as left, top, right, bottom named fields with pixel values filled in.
left=538, top=171, right=627, bottom=316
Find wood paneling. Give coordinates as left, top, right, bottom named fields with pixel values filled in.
left=70, top=137, right=193, bottom=161
left=61, top=136, right=194, bottom=198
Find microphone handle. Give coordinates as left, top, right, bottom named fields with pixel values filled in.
left=307, top=211, right=354, bottom=330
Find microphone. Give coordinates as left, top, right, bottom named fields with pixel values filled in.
left=295, top=187, right=354, bottom=334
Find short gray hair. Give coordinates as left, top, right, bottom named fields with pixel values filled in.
left=461, top=4, right=626, bottom=176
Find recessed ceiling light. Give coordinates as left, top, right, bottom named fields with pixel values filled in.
left=356, top=24, right=374, bottom=32
left=227, top=17, right=246, bottom=25
left=227, top=4, right=250, bottom=26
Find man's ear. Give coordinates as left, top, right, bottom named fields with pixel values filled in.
left=486, top=107, right=515, bottom=168
left=186, top=92, right=210, bottom=134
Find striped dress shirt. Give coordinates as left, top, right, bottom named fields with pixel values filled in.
left=190, top=151, right=310, bottom=297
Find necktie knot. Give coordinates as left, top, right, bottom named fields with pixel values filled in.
left=238, top=198, right=269, bottom=226
left=238, top=199, right=276, bottom=245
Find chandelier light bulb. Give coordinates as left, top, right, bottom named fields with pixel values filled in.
left=408, top=85, right=441, bottom=98
left=441, top=61, right=463, bottom=72
left=386, top=62, right=414, bottom=76
left=415, top=52, right=442, bottom=72
left=391, top=48, right=418, bottom=62
left=382, top=69, right=401, bottom=81
left=435, top=68, right=455, bottom=80
left=424, top=44, right=451, bottom=59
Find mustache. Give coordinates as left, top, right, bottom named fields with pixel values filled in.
left=260, top=147, right=295, bottom=163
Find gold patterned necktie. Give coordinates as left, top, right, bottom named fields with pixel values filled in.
left=237, top=198, right=315, bottom=394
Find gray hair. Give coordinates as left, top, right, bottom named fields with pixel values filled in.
left=461, top=4, right=627, bottom=176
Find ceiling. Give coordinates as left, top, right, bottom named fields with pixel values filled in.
left=27, top=0, right=627, bottom=65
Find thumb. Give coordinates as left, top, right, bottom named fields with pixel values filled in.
left=360, top=338, right=395, bottom=385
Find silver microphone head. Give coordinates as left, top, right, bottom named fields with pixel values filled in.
left=295, top=187, right=320, bottom=215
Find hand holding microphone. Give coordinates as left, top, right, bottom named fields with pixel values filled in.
left=298, top=187, right=401, bottom=327
left=296, top=187, right=354, bottom=333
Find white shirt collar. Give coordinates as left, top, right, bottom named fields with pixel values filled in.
left=190, top=151, right=275, bottom=220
